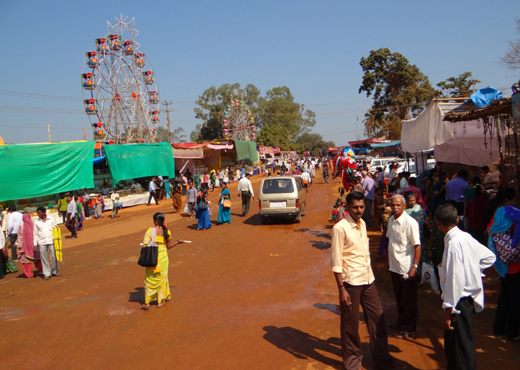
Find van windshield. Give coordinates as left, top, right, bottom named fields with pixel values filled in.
left=262, top=179, right=294, bottom=194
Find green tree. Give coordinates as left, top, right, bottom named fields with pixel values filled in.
left=294, top=132, right=335, bottom=156
left=501, top=17, right=520, bottom=71
left=359, top=48, right=438, bottom=139
left=437, top=72, right=481, bottom=97
left=363, top=108, right=386, bottom=138
left=256, top=86, right=316, bottom=150
left=191, top=83, right=261, bottom=142
left=156, top=126, right=187, bottom=143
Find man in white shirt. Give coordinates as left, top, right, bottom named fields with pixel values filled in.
left=237, top=173, right=255, bottom=216
left=131, top=180, right=143, bottom=192
left=110, top=188, right=121, bottom=219
left=34, top=207, right=61, bottom=280
left=6, top=206, right=23, bottom=260
left=435, top=204, right=495, bottom=370
left=147, top=177, right=159, bottom=206
left=387, top=164, right=398, bottom=192
left=65, top=194, right=78, bottom=239
left=386, top=194, right=421, bottom=339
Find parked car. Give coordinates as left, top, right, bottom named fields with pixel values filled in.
left=258, top=176, right=307, bottom=224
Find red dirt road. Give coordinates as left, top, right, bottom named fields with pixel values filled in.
left=0, top=176, right=518, bottom=370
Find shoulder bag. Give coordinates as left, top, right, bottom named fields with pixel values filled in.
left=492, top=228, right=520, bottom=264
left=223, top=199, right=232, bottom=208
left=138, top=228, right=159, bottom=267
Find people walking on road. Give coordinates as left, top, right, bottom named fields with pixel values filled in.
left=140, top=212, right=184, bottom=310
left=94, top=193, right=104, bottom=219
left=237, top=172, right=254, bottom=216
left=217, top=183, right=231, bottom=225
left=34, top=207, right=60, bottom=280
left=322, top=163, right=329, bottom=184
left=435, top=204, right=496, bottom=370
left=65, top=194, right=78, bottom=239
left=111, top=188, right=121, bottom=218
left=16, top=214, right=42, bottom=278
left=301, top=169, right=311, bottom=194
left=0, top=230, right=7, bottom=279
left=362, top=171, right=375, bottom=227
left=171, top=183, right=183, bottom=213
left=386, top=194, right=421, bottom=339
left=82, top=189, right=90, bottom=219
left=331, top=191, right=398, bottom=370
left=75, top=196, right=84, bottom=231
left=196, top=190, right=212, bottom=230
left=186, top=181, right=197, bottom=218
left=147, top=177, right=159, bottom=206
left=57, top=194, right=68, bottom=223
left=5, top=206, right=23, bottom=260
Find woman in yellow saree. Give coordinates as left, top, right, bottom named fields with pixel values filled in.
left=141, top=213, right=184, bottom=310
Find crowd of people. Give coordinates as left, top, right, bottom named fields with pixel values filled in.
left=330, top=158, right=519, bottom=370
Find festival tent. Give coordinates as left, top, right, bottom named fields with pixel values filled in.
left=401, top=100, right=500, bottom=167
left=0, top=141, right=95, bottom=202
left=104, top=142, right=175, bottom=184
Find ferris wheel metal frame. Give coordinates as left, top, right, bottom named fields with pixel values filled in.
left=222, top=99, right=256, bottom=141
left=81, top=15, right=160, bottom=143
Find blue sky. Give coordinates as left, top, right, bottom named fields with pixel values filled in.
left=1, top=0, right=518, bottom=145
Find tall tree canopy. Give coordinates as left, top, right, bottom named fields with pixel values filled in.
left=359, top=48, right=438, bottom=139
left=191, top=84, right=320, bottom=151
left=437, top=72, right=480, bottom=97
left=501, top=17, right=520, bottom=71
left=192, top=83, right=260, bottom=142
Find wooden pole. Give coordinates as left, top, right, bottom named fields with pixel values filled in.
left=47, top=124, right=51, bottom=142
left=83, top=127, right=86, bottom=141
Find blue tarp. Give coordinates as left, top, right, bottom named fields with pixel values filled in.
left=470, top=87, right=503, bottom=108
left=93, top=156, right=106, bottom=164
left=370, top=140, right=401, bottom=148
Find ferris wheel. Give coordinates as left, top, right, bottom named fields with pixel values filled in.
left=222, top=99, right=257, bottom=141
left=81, top=15, right=160, bottom=143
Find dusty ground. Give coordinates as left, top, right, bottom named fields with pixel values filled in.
left=0, top=176, right=518, bottom=370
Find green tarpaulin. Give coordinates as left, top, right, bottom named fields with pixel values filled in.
left=0, top=141, right=95, bottom=202
left=234, top=141, right=258, bottom=162
left=104, top=143, right=175, bottom=184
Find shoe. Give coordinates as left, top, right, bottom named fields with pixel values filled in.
left=388, top=322, right=402, bottom=330
left=140, top=304, right=150, bottom=310
left=43, top=276, right=50, bottom=280
left=52, top=273, right=61, bottom=277
left=394, top=330, right=416, bottom=339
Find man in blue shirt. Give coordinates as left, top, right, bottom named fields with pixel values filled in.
left=147, top=177, right=159, bottom=206
left=362, top=171, right=376, bottom=227
left=446, top=170, right=469, bottom=215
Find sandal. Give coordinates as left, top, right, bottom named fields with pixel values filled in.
left=157, top=302, right=166, bottom=308
left=140, top=304, right=150, bottom=310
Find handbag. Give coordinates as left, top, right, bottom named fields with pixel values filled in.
left=138, top=228, right=158, bottom=267
left=492, top=229, right=520, bottom=264
left=223, top=199, right=231, bottom=208
left=420, top=262, right=439, bottom=292
left=199, top=201, right=208, bottom=211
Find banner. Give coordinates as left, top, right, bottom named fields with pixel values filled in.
left=0, top=141, right=95, bottom=202
left=104, top=143, right=175, bottom=184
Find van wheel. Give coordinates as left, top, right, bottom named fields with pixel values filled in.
left=294, top=213, right=302, bottom=223
left=261, top=216, right=268, bottom=225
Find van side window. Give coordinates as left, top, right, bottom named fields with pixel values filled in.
left=296, top=178, right=302, bottom=191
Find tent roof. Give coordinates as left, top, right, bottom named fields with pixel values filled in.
left=443, top=97, right=511, bottom=122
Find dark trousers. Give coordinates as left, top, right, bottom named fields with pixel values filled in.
left=0, top=249, right=7, bottom=278
left=188, top=202, right=196, bottom=216
left=241, top=191, right=251, bottom=215
left=65, top=216, right=77, bottom=237
left=148, top=190, right=158, bottom=205
left=494, top=272, right=520, bottom=339
left=390, top=271, right=418, bottom=332
left=340, top=282, right=394, bottom=370
left=363, top=198, right=373, bottom=227
left=83, top=202, right=90, bottom=218
left=444, top=297, right=476, bottom=370
left=8, top=233, right=18, bottom=259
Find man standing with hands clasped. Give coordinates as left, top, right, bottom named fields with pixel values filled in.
left=237, top=172, right=254, bottom=217
left=435, top=204, right=495, bottom=370
left=331, top=191, right=402, bottom=370
left=386, top=194, right=421, bottom=339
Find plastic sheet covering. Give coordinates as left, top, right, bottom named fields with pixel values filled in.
left=234, top=140, right=258, bottom=162
left=0, top=141, right=95, bottom=202
left=401, top=103, right=454, bottom=153
left=470, top=87, right=503, bottom=108
left=104, top=143, right=175, bottom=184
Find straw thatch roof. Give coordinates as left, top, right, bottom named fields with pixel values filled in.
left=443, top=97, right=511, bottom=122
